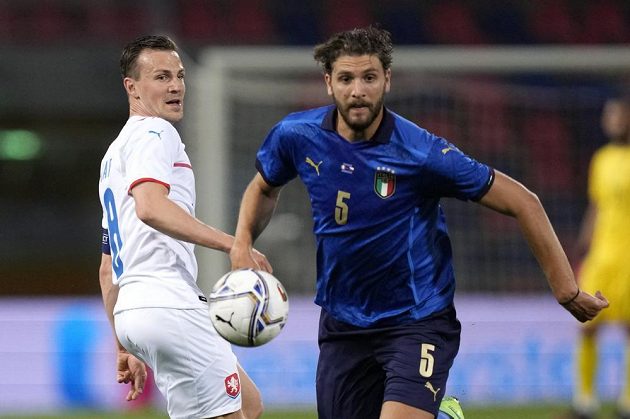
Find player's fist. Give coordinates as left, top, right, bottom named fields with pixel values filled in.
left=562, top=289, right=609, bottom=322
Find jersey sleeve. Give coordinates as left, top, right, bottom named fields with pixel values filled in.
left=255, top=122, right=298, bottom=187
left=125, top=119, right=179, bottom=193
left=420, top=135, right=494, bottom=201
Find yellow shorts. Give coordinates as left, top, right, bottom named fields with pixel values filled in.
left=579, top=259, right=630, bottom=323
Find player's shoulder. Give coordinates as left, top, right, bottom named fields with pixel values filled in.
left=283, top=105, right=331, bottom=122
left=263, top=105, right=332, bottom=144
left=390, top=110, right=431, bottom=136
left=130, top=116, right=177, bottom=134
left=276, top=105, right=331, bottom=130
left=389, top=109, right=439, bottom=148
left=591, top=143, right=619, bottom=162
left=126, top=116, right=181, bottom=145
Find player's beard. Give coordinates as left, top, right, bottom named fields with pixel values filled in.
left=334, top=91, right=385, bottom=135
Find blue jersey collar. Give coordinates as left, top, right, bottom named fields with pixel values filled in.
left=322, top=106, right=394, bottom=144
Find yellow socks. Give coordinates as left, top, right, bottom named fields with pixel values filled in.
left=574, top=333, right=598, bottom=413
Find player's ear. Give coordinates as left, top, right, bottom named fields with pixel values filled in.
left=123, top=77, right=140, bottom=99
left=384, top=68, right=391, bottom=93
left=324, top=73, right=333, bottom=96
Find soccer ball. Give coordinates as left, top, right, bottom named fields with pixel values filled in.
left=208, top=268, right=289, bottom=347
left=438, top=396, right=465, bottom=419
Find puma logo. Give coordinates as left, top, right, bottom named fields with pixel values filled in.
left=148, top=130, right=163, bottom=139
left=305, top=157, right=323, bottom=176
left=425, top=381, right=441, bottom=402
left=441, top=147, right=454, bottom=155
left=215, top=312, right=237, bottom=331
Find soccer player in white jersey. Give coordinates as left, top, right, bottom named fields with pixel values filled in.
left=98, top=35, right=268, bottom=419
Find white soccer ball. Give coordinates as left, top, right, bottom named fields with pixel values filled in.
left=208, top=268, right=289, bottom=347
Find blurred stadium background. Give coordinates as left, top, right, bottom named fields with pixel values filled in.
left=1, top=0, right=630, bottom=417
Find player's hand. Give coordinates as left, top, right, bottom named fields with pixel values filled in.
left=116, top=349, right=147, bottom=401
left=561, top=290, right=609, bottom=322
left=230, top=244, right=273, bottom=273
left=252, top=248, right=273, bottom=273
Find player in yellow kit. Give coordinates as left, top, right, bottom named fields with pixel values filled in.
left=572, top=96, right=630, bottom=419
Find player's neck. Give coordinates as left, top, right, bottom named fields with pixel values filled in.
left=610, top=134, right=630, bottom=145
left=336, top=109, right=384, bottom=143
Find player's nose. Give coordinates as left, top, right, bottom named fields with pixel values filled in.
left=350, top=79, right=366, bottom=97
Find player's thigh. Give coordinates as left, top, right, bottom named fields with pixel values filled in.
left=316, top=343, right=385, bottom=419
left=378, top=306, right=461, bottom=417
left=316, top=311, right=385, bottom=419
left=115, top=308, right=243, bottom=419
left=236, top=362, right=263, bottom=419
left=380, top=401, right=434, bottom=419
left=207, top=410, right=244, bottom=419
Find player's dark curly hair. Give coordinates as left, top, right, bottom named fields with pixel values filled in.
left=120, top=35, right=178, bottom=79
left=313, top=26, right=393, bottom=74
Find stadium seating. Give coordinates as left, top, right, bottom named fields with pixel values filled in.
left=0, top=0, right=628, bottom=46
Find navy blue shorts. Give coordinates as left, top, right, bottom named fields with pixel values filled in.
left=316, top=305, right=461, bottom=419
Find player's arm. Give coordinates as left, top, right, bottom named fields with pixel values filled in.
left=131, top=180, right=272, bottom=271
left=131, top=182, right=272, bottom=272
left=98, top=253, right=146, bottom=401
left=230, top=173, right=282, bottom=270
left=478, top=170, right=608, bottom=322
left=132, top=181, right=234, bottom=251
left=99, top=253, right=121, bottom=349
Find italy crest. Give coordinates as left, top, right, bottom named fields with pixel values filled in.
left=374, top=167, right=396, bottom=199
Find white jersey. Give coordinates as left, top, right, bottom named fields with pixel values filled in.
left=99, top=116, right=207, bottom=313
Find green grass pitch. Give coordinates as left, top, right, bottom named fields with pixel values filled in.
left=0, top=403, right=621, bottom=419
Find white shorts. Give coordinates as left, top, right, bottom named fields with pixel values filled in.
left=115, top=307, right=241, bottom=419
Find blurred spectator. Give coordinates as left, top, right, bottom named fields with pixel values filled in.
left=84, top=0, right=151, bottom=43
left=0, top=0, right=629, bottom=47
left=579, top=0, right=629, bottom=44
left=0, top=2, right=12, bottom=41
left=323, top=0, right=372, bottom=36
left=228, top=0, right=276, bottom=44
left=178, top=0, right=226, bottom=43
left=12, top=0, right=70, bottom=43
left=425, top=0, right=486, bottom=44
left=270, top=0, right=322, bottom=45
left=373, top=0, right=427, bottom=44
left=526, top=0, right=580, bottom=44
left=85, top=1, right=123, bottom=41
left=477, top=0, right=532, bottom=44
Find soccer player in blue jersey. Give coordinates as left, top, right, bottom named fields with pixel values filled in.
left=229, top=26, right=609, bottom=419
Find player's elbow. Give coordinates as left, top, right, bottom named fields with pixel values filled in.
left=134, top=201, right=160, bottom=225
left=523, top=188, right=542, bottom=210
left=514, top=188, right=543, bottom=218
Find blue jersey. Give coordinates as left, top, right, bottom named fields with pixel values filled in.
left=256, top=105, right=494, bottom=327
